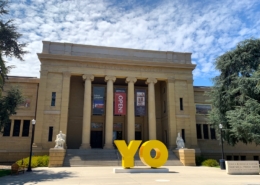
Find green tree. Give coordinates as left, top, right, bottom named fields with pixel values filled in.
left=0, top=86, right=23, bottom=132
left=208, top=38, right=260, bottom=145
left=0, top=0, right=27, bottom=94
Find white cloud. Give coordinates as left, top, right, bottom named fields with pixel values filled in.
left=4, top=0, right=260, bottom=85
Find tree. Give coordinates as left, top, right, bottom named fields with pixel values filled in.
left=0, top=0, right=27, bottom=131
left=0, top=0, right=27, bottom=95
left=0, top=86, right=23, bottom=132
left=208, top=38, right=260, bottom=145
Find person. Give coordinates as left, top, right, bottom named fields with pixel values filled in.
left=176, top=132, right=185, bottom=149
left=54, top=131, right=66, bottom=149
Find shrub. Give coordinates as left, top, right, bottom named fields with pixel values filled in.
left=202, top=159, right=219, bottom=167
left=195, top=156, right=207, bottom=166
left=16, top=155, right=49, bottom=168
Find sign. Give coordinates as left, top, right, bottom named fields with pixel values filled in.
left=93, top=87, right=105, bottom=114
left=225, top=161, right=259, bottom=175
left=135, top=89, right=146, bottom=115
left=114, top=89, right=126, bottom=115
left=114, top=140, right=168, bottom=168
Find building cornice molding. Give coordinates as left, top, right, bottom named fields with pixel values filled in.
left=37, top=53, right=196, bottom=70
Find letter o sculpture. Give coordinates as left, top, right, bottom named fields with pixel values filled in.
left=139, top=140, right=168, bottom=168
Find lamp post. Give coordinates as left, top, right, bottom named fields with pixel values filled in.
left=27, top=119, right=36, bottom=172
left=219, top=124, right=225, bottom=170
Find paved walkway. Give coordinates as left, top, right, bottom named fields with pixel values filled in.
left=0, top=166, right=259, bottom=185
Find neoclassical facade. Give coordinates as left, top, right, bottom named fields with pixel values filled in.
left=0, top=41, right=259, bottom=163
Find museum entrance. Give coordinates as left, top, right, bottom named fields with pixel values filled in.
left=90, top=131, right=103, bottom=148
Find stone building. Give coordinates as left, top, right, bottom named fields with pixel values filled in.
left=0, top=41, right=259, bottom=163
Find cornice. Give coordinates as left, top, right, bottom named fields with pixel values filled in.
left=37, top=53, right=196, bottom=70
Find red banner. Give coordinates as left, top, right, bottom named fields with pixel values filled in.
left=115, top=90, right=126, bottom=115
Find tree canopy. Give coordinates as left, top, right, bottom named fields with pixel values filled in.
left=208, top=38, right=260, bottom=145
left=0, top=0, right=27, bottom=131
left=0, top=0, right=27, bottom=94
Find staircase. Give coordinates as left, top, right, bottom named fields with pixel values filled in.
left=63, top=149, right=183, bottom=167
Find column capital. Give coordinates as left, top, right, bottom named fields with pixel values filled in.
left=146, top=78, right=157, bottom=85
left=82, top=74, right=94, bottom=81
left=126, top=77, right=137, bottom=84
left=63, top=71, right=71, bottom=77
left=105, top=76, right=116, bottom=83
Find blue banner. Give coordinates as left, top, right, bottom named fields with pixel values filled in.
left=93, top=87, right=105, bottom=115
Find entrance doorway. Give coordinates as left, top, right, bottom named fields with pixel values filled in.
left=90, top=131, right=103, bottom=148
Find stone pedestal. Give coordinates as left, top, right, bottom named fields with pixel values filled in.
left=48, top=148, right=66, bottom=167
left=173, top=148, right=196, bottom=166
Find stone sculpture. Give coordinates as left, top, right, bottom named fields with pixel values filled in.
left=176, top=132, right=185, bottom=149
left=54, top=131, right=66, bottom=149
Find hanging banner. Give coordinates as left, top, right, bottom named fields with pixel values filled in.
left=93, top=87, right=105, bottom=115
left=114, top=89, right=126, bottom=115
left=135, top=89, right=146, bottom=116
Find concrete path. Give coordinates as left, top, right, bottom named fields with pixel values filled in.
left=0, top=166, right=259, bottom=185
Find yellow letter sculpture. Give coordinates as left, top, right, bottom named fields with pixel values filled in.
left=139, top=140, right=168, bottom=168
left=114, top=140, right=142, bottom=168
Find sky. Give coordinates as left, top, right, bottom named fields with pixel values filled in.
left=3, top=0, right=260, bottom=86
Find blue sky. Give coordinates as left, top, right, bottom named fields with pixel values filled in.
left=4, top=0, right=260, bottom=86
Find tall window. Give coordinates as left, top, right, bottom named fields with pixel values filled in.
left=203, top=124, right=209, bottom=139
left=22, top=120, right=30, bottom=137
left=13, top=120, right=21, bottom=136
left=48, top=127, right=53, bottom=141
left=181, top=129, right=185, bottom=142
left=210, top=128, right=216, bottom=139
left=196, top=124, right=202, bottom=139
left=180, top=98, right=183, bottom=110
left=51, top=92, right=56, bottom=106
left=3, top=121, right=11, bottom=136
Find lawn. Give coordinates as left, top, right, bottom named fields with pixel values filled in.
left=0, top=169, right=11, bottom=177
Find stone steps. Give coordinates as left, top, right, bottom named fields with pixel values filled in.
left=63, top=149, right=183, bottom=167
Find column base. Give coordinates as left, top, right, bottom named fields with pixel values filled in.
left=103, top=144, right=114, bottom=149
left=80, top=143, right=91, bottom=149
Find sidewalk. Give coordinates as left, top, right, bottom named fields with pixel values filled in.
left=0, top=166, right=259, bottom=185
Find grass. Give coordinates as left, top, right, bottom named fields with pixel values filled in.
left=0, top=169, right=11, bottom=177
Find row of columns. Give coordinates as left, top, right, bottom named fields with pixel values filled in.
left=80, top=75, right=157, bottom=149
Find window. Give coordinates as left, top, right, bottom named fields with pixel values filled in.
left=196, top=124, right=202, bottom=139
left=13, top=120, right=21, bottom=136
left=253, top=156, right=259, bottom=161
left=51, top=92, right=56, bottom=106
left=210, top=128, right=216, bottom=139
left=22, top=120, right=30, bottom=137
left=180, top=98, right=183, bottom=110
left=181, top=129, right=185, bottom=142
left=48, top=127, right=53, bottom=142
left=240, top=156, right=246, bottom=160
left=3, top=121, right=11, bottom=136
left=226, top=156, right=232, bottom=160
left=203, top=124, right=209, bottom=139
left=233, top=156, right=239, bottom=161
left=195, top=104, right=211, bottom=114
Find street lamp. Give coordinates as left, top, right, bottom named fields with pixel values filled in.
left=219, top=123, right=225, bottom=170
left=27, top=119, right=36, bottom=172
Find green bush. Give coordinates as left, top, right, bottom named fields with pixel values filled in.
left=202, top=159, right=219, bottom=167
left=195, top=156, right=207, bottom=166
left=16, top=155, right=49, bottom=168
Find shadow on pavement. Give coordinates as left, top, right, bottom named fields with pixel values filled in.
left=0, top=169, right=75, bottom=185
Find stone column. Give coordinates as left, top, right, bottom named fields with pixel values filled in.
left=125, top=77, right=137, bottom=143
left=146, top=78, right=157, bottom=140
left=59, top=72, right=71, bottom=141
left=80, top=74, right=94, bottom=149
left=104, top=76, right=116, bottom=149
left=167, top=78, right=177, bottom=149
left=34, top=70, right=48, bottom=149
